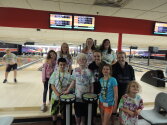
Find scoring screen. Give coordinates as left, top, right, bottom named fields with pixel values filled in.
left=74, top=16, right=95, bottom=30
left=50, top=14, right=73, bottom=29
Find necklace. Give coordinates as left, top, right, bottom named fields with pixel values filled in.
left=58, top=71, right=65, bottom=91
left=101, top=78, right=109, bottom=100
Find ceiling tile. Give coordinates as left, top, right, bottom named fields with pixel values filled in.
left=60, top=0, right=95, bottom=5
left=113, top=9, right=145, bottom=18
left=157, top=15, right=167, bottom=22
left=0, top=0, right=31, bottom=9
left=60, top=2, right=92, bottom=14
left=152, top=3, right=167, bottom=12
left=136, top=11, right=167, bottom=21
left=88, top=5, right=119, bottom=16
left=28, top=0, right=60, bottom=12
left=124, top=0, right=167, bottom=11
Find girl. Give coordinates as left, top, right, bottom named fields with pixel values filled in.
left=99, top=64, right=118, bottom=125
left=41, top=50, right=57, bottom=112
left=57, top=43, right=72, bottom=73
left=82, top=38, right=96, bottom=65
left=119, top=81, right=144, bottom=125
left=100, top=39, right=116, bottom=65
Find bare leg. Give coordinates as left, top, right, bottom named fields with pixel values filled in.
left=100, top=108, right=104, bottom=125
left=80, top=116, right=85, bottom=125
left=14, top=70, right=17, bottom=79
left=52, top=115, right=57, bottom=125
left=5, top=72, right=9, bottom=80
left=75, top=115, right=81, bottom=125
left=103, top=112, right=112, bottom=125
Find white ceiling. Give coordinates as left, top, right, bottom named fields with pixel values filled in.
left=0, top=0, right=167, bottom=49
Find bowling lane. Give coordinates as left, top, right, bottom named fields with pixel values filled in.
left=0, top=70, right=43, bottom=108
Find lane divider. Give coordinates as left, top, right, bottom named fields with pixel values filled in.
left=17, top=58, right=43, bottom=70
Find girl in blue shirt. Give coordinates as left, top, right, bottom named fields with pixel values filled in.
left=99, top=64, right=118, bottom=125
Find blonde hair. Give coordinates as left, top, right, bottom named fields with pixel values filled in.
left=77, top=53, right=87, bottom=62
left=60, top=42, right=72, bottom=60
left=6, top=48, right=10, bottom=52
left=126, top=80, right=141, bottom=94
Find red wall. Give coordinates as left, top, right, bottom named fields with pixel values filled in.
left=0, top=7, right=155, bottom=35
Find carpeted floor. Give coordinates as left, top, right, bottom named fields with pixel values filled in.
left=12, top=116, right=150, bottom=125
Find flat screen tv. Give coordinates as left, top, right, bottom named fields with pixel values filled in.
left=73, top=15, right=95, bottom=30
left=154, top=22, right=167, bottom=35
left=50, top=14, right=73, bottom=29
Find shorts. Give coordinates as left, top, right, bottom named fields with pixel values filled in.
left=6, top=63, right=17, bottom=72
left=51, top=98, right=65, bottom=116
left=99, top=102, right=114, bottom=114
left=74, top=102, right=88, bottom=117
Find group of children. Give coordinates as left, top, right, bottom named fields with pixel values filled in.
left=41, top=39, right=143, bottom=125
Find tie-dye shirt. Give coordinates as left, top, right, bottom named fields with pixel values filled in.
left=49, top=70, right=72, bottom=100
left=102, top=50, right=116, bottom=64
left=72, top=67, right=94, bottom=102
left=119, top=94, right=144, bottom=125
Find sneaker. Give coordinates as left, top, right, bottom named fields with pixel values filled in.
left=3, top=79, right=7, bottom=83
left=14, top=78, right=17, bottom=83
left=41, top=104, right=47, bottom=112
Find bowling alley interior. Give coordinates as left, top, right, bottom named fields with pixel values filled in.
left=0, top=0, right=167, bottom=125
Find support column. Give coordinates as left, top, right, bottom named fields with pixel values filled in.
left=117, top=33, right=122, bottom=52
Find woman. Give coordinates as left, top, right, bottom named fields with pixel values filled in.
left=57, top=42, right=73, bottom=73
left=82, top=38, right=96, bottom=65
left=41, top=50, right=57, bottom=112
left=100, top=39, right=116, bottom=65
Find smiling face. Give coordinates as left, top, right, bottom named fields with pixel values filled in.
left=77, top=57, right=87, bottom=66
left=58, top=62, right=66, bottom=72
left=86, top=38, right=94, bottom=48
left=117, top=53, right=126, bottom=67
left=61, top=43, right=69, bottom=54
left=129, top=82, right=139, bottom=94
left=102, top=65, right=111, bottom=77
left=50, top=51, right=57, bottom=59
left=104, top=40, right=110, bottom=50
left=93, top=52, right=102, bottom=64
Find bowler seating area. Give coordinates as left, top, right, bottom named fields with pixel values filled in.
left=141, top=92, right=167, bottom=125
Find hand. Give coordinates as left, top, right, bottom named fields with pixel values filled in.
left=134, top=109, right=141, bottom=116
left=128, top=111, right=135, bottom=116
left=57, top=93, right=61, bottom=98
left=63, top=90, right=69, bottom=94
left=113, top=105, right=117, bottom=113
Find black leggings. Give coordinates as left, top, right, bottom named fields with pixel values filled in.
left=43, top=78, right=52, bottom=103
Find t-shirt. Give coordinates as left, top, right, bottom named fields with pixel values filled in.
left=88, top=61, right=106, bottom=94
left=118, top=94, right=144, bottom=125
left=3, top=53, right=17, bottom=64
left=57, top=51, right=73, bottom=66
left=86, top=51, right=94, bottom=65
left=72, top=67, right=94, bottom=102
left=102, top=50, right=116, bottom=64
left=49, top=70, right=72, bottom=100
left=99, top=77, right=117, bottom=106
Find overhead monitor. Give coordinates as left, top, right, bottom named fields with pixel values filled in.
left=50, top=14, right=73, bottom=29
left=73, top=15, right=95, bottom=30
left=154, top=22, right=167, bottom=35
